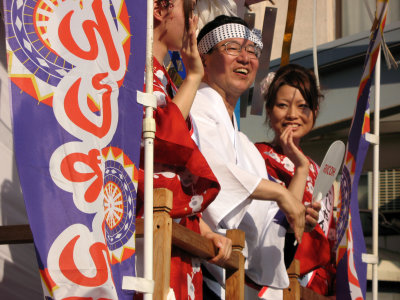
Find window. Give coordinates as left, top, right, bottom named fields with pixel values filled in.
left=336, top=0, right=400, bottom=38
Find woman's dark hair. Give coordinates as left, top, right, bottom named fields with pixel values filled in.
left=156, top=0, right=172, bottom=8
left=183, top=0, right=194, bottom=31
left=265, top=64, right=323, bottom=123
left=197, top=15, right=249, bottom=48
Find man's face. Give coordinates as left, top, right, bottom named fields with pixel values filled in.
left=203, top=38, right=259, bottom=101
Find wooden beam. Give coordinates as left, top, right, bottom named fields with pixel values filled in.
left=301, top=286, right=332, bottom=300
left=0, top=220, right=144, bottom=244
left=0, top=224, right=33, bottom=244
left=136, top=218, right=144, bottom=237
left=171, top=222, right=242, bottom=271
left=281, top=0, right=298, bottom=66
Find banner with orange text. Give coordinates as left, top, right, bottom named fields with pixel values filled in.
left=3, top=0, right=145, bottom=298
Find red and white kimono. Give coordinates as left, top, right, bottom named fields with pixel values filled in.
left=136, top=58, right=220, bottom=299
left=255, top=142, right=336, bottom=296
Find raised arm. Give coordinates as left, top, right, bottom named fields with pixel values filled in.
left=279, top=127, right=321, bottom=232
left=171, top=15, right=204, bottom=119
left=278, top=126, right=310, bottom=202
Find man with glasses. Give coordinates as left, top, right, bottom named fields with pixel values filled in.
left=191, top=15, right=319, bottom=299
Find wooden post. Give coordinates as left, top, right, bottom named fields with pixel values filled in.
left=225, top=229, right=245, bottom=300
left=283, top=259, right=300, bottom=300
left=152, top=188, right=173, bottom=300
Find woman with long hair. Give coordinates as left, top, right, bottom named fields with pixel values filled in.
left=256, top=64, right=336, bottom=296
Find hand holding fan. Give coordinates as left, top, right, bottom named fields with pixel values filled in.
left=312, top=140, right=345, bottom=203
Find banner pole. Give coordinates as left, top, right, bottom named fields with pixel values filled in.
left=372, top=47, right=381, bottom=300
left=144, top=0, right=155, bottom=299
left=312, top=0, right=320, bottom=88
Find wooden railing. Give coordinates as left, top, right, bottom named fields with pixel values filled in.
left=0, top=188, right=245, bottom=300
left=144, top=188, right=246, bottom=300
left=283, top=259, right=333, bottom=300
left=0, top=188, right=332, bottom=300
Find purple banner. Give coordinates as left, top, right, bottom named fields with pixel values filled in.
left=3, top=0, right=145, bottom=299
left=335, top=1, right=388, bottom=299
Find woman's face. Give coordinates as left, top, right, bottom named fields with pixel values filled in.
left=268, top=84, right=315, bottom=145
left=162, top=0, right=196, bottom=51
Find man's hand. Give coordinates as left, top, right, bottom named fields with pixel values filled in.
left=251, top=180, right=306, bottom=244
left=203, top=231, right=232, bottom=265
left=199, top=218, right=232, bottom=265
left=305, top=201, right=321, bottom=232
left=277, top=189, right=306, bottom=244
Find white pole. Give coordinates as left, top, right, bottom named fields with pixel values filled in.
left=143, top=0, right=155, bottom=299
left=372, top=47, right=381, bottom=300
left=312, top=0, right=320, bottom=88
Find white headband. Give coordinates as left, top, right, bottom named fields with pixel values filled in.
left=198, top=23, right=263, bottom=54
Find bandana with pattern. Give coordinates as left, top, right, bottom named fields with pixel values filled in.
left=198, top=23, right=263, bottom=54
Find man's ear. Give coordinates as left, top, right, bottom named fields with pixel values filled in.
left=200, top=54, right=207, bottom=67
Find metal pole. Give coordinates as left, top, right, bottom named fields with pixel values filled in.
left=312, top=0, right=320, bottom=88
left=143, top=0, right=155, bottom=299
left=372, top=47, right=381, bottom=300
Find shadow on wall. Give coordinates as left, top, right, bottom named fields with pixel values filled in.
left=0, top=6, right=43, bottom=299
left=0, top=157, right=43, bottom=300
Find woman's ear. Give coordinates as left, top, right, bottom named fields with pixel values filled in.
left=312, top=109, right=318, bottom=125
left=266, top=107, right=272, bottom=117
left=154, top=0, right=164, bottom=22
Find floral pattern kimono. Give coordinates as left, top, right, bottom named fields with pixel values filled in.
left=136, top=58, right=220, bottom=299
left=255, top=142, right=336, bottom=296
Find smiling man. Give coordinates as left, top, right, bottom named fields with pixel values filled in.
left=190, top=15, right=320, bottom=299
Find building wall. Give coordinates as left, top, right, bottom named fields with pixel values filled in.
left=248, top=0, right=336, bottom=60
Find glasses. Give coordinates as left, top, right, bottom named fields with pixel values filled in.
left=218, top=41, right=261, bottom=59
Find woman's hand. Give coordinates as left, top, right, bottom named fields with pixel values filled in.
left=180, top=15, right=203, bottom=80
left=279, top=127, right=310, bottom=204
left=279, top=127, right=309, bottom=170
left=171, top=15, right=203, bottom=119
